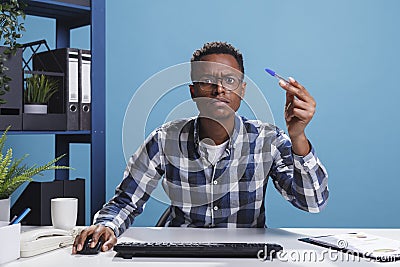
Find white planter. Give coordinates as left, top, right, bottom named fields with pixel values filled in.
left=24, top=104, right=47, bottom=114
left=0, top=197, right=10, bottom=222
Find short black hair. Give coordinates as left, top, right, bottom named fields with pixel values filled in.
left=191, top=41, right=244, bottom=75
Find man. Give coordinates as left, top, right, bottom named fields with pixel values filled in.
left=73, top=41, right=328, bottom=253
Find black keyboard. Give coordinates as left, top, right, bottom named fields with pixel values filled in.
left=114, top=242, right=283, bottom=259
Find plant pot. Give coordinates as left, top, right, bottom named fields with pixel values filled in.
left=24, top=104, right=47, bottom=114
left=0, top=197, right=10, bottom=222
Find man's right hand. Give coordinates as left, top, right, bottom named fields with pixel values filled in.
left=72, top=224, right=117, bottom=254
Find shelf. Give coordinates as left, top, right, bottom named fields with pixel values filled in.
left=5, top=0, right=106, bottom=221
left=23, top=0, right=90, bottom=28
left=5, top=130, right=91, bottom=135
left=23, top=0, right=92, bottom=48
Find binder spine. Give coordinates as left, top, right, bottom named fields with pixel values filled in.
left=79, top=50, right=91, bottom=130
left=67, top=50, right=79, bottom=130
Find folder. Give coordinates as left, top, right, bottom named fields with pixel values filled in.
left=32, top=48, right=80, bottom=130
left=299, top=232, right=400, bottom=262
left=67, top=51, right=79, bottom=130
left=79, top=50, right=91, bottom=130
left=10, top=179, right=86, bottom=226
left=63, top=178, right=85, bottom=226
left=0, top=47, right=23, bottom=130
left=11, top=180, right=64, bottom=225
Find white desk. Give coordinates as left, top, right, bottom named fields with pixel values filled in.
left=3, top=227, right=400, bottom=267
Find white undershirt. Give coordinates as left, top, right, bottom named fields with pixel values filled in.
left=198, top=139, right=229, bottom=165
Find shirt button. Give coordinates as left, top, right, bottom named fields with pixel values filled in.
left=213, top=180, right=218, bottom=185
left=213, top=206, right=219, bottom=211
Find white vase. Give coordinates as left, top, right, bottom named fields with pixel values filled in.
left=24, top=104, right=47, bottom=114
left=0, top=197, right=10, bottom=222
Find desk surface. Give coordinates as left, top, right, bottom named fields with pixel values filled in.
left=3, top=227, right=400, bottom=267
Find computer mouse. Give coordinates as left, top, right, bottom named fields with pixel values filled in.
left=77, top=234, right=103, bottom=255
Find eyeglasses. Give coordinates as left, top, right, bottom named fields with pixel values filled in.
left=195, top=75, right=242, bottom=92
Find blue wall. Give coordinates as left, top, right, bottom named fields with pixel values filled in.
left=106, top=0, right=400, bottom=228
left=9, top=0, right=400, bottom=228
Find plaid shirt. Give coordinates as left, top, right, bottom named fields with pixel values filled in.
left=94, top=114, right=329, bottom=236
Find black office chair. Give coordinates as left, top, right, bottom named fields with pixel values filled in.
left=155, top=206, right=171, bottom=227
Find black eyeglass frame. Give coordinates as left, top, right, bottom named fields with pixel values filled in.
left=193, top=75, right=244, bottom=92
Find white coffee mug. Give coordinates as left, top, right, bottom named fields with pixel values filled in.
left=51, top=198, right=78, bottom=230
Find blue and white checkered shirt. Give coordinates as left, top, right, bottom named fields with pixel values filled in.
left=94, top=114, right=329, bottom=236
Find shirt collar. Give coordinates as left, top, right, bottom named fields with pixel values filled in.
left=193, top=113, right=244, bottom=150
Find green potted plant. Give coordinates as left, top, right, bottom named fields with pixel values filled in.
left=24, top=74, right=58, bottom=114
left=0, top=126, right=70, bottom=221
left=0, top=0, right=26, bottom=105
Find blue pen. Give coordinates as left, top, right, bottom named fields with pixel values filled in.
left=265, top=68, right=290, bottom=84
left=9, top=215, right=17, bottom=224
left=10, top=208, right=31, bottom=225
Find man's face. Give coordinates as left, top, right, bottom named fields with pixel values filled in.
left=190, top=54, right=246, bottom=121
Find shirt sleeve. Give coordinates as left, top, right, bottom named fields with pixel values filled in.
left=93, top=129, right=164, bottom=236
left=269, top=128, right=329, bottom=213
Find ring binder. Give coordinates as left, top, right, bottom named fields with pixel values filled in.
left=79, top=50, right=91, bottom=130
left=32, top=48, right=81, bottom=130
